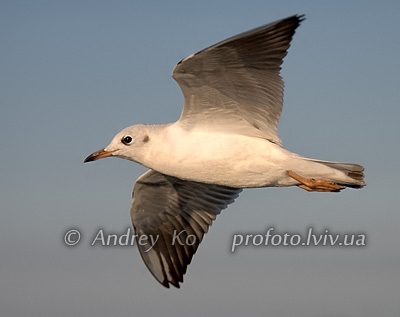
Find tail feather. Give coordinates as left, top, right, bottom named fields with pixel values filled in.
left=305, top=159, right=365, bottom=189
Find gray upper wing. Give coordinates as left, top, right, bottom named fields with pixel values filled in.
left=173, top=15, right=304, bottom=145
left=130, top=170, right=242, bottom=288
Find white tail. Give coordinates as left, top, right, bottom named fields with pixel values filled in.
left=304, top=158, right=365, bottom=189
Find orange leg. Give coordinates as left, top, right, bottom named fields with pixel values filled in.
left=287, top=170, right=345, bottom=192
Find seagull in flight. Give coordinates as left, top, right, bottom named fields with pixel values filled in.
left=84, top=15, right=365, bottom=288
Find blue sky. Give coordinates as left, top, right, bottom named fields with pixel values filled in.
left=1, top=1, right=400, bottom=316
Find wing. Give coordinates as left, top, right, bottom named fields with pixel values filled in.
left=130, top=170, right=242, bottom=288
left=173, top=15, right=304, bottom=145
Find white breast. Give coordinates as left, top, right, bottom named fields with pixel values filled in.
left=141, top=123, right=293, bottom=188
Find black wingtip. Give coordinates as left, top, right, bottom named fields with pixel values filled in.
left=279, top=14, right=306, bottom=28
left=160, top=278, right=181, bottom=289
left=297, top=14, right=306, bottom=22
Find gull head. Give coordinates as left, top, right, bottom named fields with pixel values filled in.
left=84, top=124, right=150, bottom=163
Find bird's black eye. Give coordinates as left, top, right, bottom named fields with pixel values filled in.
left=121, top=135, right=133, bottom=145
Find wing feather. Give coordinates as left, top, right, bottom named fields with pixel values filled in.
left=173, top=15, right=304, bottom=145
left=131, top=170, right=241, bottom=288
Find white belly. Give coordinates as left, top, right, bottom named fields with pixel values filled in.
left=142, top=124, right=295, bottom=188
